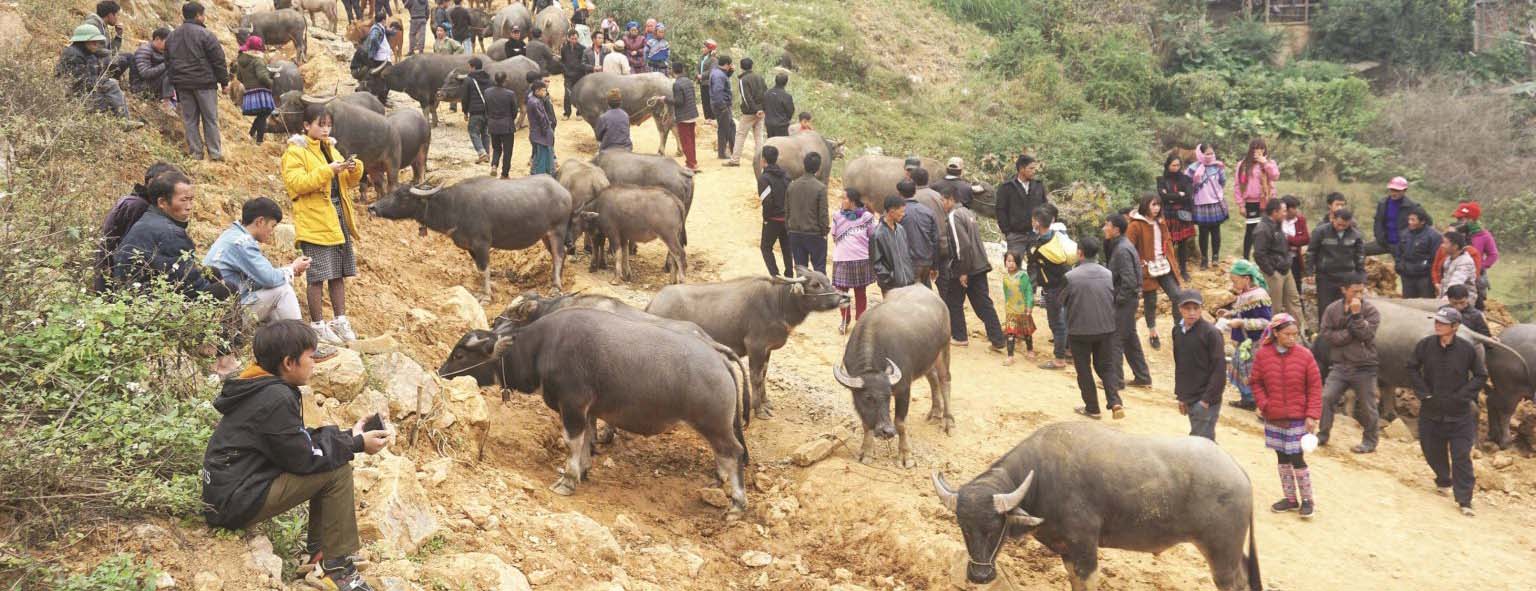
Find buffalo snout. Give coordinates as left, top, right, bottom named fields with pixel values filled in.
left=874, top=422, right=896, bottom=439
left=966, top=562, right=996, bottom=584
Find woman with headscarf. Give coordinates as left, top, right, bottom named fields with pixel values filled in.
left=1248, top=313, right=1322, bottom=520
left=1187, top=143, right=1228, bottom=269
left=1126, top=192, right=1182, bottom=350
left=235, top=36, right=275, bottom=144
left=1235, top=138, right=1279, bottom=260
left=1157, top=154, right=1196, bottom=278
left=623, top=21, right=646, bottom=73
left=1214, top=259, right=1272, bottom=411
left=1451, top=201, right=1498, bottom=309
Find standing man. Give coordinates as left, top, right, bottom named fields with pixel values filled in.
left=756, top=145, right=792, bottom=277
left=1372, top=176, right=1419, bottom=259
left=869, top=196, right=915, bottom=295
left=1172, top=290, right=1225, bottom=440
left=897, top=179, right=938, bottom=288
left=1104, top=213, right=1150, bottom=387
left=431, top=0, right=452, bottom=40
left=460, top=57, right=492, bottom=163
left=938, top=185, right=1005, bottom=351
left=995, top=155, right=1047, bottom=255
left=166, top=2, right=228, bottom=161
left=1253, top=198, right=1303, bottom=334
left=910, top=167, right=950, bottom=271
left=697, top=40, right=719, bottom=122
left=448, top=0, right=472, bottom=53
left=931, top=157, right=974, bottom=207
left=594, top=88, right=632, bottom=152
left=1396, top=208, right=1441, bottom=298
left=1029, top=209, right=1073, bottom=370
left=763, top=72, right=794, bottom=138
left=1316, top=274, right=1382, bottom=453
left=1309, top=208, right=1366, bottom=322
left=669, top=62, right=700, bottom=171
left=785, top=153, right=829, bottom=273
left=725, top=57, right=765, bottom=167
left=404, top=0, right=430, bottom=55
left=1063, top=237, right=1123, bottom=420
left=709, top=56, right=735, bottom=160
left=525, top=28, right=555, bottom=73
left=1408, top=307, right=1486, bottom=517
left=561, top=30, right=593, bottom=119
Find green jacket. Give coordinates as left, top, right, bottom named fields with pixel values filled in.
left=234, top=51, right=272, bottom=90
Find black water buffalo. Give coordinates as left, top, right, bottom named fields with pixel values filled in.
left=647, top=270, right=845, bottom=418
left=490, top=3, right=532, bottom=39
left=367, top=54, right=485, bottom=126
left=235, top=9, right=308, bottom=63
left=268, top=61, right=303, bottom=96
left=437, top=56, right=542, bottom=120
left=271, top=91, right=385, bottom=134
left=932, top=422, right=1261, bottom=590
left=328, top=100, right=400, bottom=201
left=752, top=131, right=844, bottom=183
left=557, top=160, right=686, bottom=282
left=833, top=285, right=950, bottom=467
left=367, top=177, right=571, bottom=296
left=476, top=309, right=749, bottom=512
left=571, top=72, right=677, bottom=154
left=386, top=109, right=431, bottom=185
left=592, top=150, right=695, bottom=246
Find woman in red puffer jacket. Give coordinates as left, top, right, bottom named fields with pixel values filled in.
left=1249, top=313, right=1322, bottom=519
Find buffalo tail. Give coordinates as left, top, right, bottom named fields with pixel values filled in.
left=726, top=355, right=751, bottom=466
left=1246, top=505, right=1262, bottom=591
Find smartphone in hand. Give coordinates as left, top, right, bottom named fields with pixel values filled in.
left=363, top=412, right=386, bottom=432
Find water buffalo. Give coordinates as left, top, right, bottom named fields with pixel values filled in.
left=328, top=100, right=400, bottom=201
left=752, top=131, right=844, bottom=183
left=533, top=5, right=569, bottom=55
left=833, top=285, right=950, bottom=467
left=842, top=155, right=941, bottom=213
left=647, top=269, right=846, bottom=418
left=269, top=61, right=303, bottom=96
left=291, top=0, right=337, bottom=32
left=386, top=109, right=431, bottom=185
left=573, top=185, right=688, bottom=284
left=571, top=72, right=677, bottom=155
left=592, top=150, right=694, bottom=248
left=367, top=53, right=485, bottom=126
left=236, top=9, right=308, bottom=63
left=479, top=309, right=749, bottom=512
left=367, top=177, right=570, bottom=296
left=491, top=3, right=532, bottom=39
left=437, top=55, right=542, bottom=113
left=467, top=8, right=494, bottom=53
left=270, top=90, right=385, bottom=134
left=932, top=422, right=1261, bottom=590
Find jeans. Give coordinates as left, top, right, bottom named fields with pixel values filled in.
left=242, top=464, right=360, bottom=559
left=676, top=121, right=698, bottom=170
left=1187, top=400, right=1220, bottom=440
left=1042, top=286, right=1067, bottom=359
left=760, top=219, right=792, bottom=277
left=938, top=272, right=1005, bottom=348
left=1070, top=333, right=1121, bottom=414
left=1198, top=223, right=1222, bottom=265
left=177, top=87, right=223, bottom=159
left=1115, top=302, right=1150, bottom=385
left=409, top=18, right=427, bottom=54
left=730, top=111, right=763, bottom=163
left=490, top=132, right=513, bottom=177
left=766, top=123, right=789, bottom=138
left=712, top=103, right=734, bottom=157
left=243, top=284, right=303, bottom=326
left=1402, top=275, right=1435, bottom=299
left=1265, top=270, right=1304, bottom=333
left=467, top=114, right=489, bottom=155
left=788, top=232, right=826, bottom=274
left=342, top=0, right=363, bottom=22
left=1141, top=272, right=1180, bottom=331
left=1320, top=364, right=1380, bottom=449
left=1419, top=415, right=1476, bottom=507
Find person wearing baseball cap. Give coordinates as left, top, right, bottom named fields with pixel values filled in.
left=930, top=157, right=976, bottom=208
left=1451, top=200, right=1499, bottom=309
left=1408, top=305, right=1487, bottom=516
left=1371, top=175, right=1419, bottom=258
left=1171, top=290, right=1225, bottom=440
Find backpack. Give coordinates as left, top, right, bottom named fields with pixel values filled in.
left=1037, top=224, right=1078, bottom=266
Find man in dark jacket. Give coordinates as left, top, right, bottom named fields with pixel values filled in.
left=897, top=179, right=938, bottom=288
left=1408, top=307, right=1487, bottom=516
left=1445, top=285, right=1490, bottom=337
left=1309, top=208, right=1366, bottom=321
left=869, top=196, right=915, bottom=294
left=449, top=0, right=473, bottom=48
left=725, top=57, right=765, bottom=167
left=1063, top=237, right=1121, bottom=419
left=697, top=39, right=718, bottom=121
left=84, top=0, right=125, bottom=54
left=995, top=155, right=1047, bottom=254
left=405, top=0, right=430, bottom=55
left=594, top=87, right=632, bottom=152
left=930, top=157, right=975, bottom=207
left=937, top=186, right=1005, bottom=350
left=460, top=57, right=493, bottom=162
left=763, top=72, right=794, bottom=138
left=785, top=152, right=829, bottom=273
left=709, top=56, right=735, bottom=159
left=57, top=26, right=133, bottom=120
left=910, top=167, right=950, bottom=269
left=94, top=162, right=181, bottom=292
left=1395, top=208, right=1441, bottom=298
left=131, top=27, right=173, bottom=103
left=1253, top=199, right=1303, bottom=333
left=1029, top=209, right=1072, bottom=368
left=504, top=27, right=528, bottom=59
left=111, top=171, right=230, bottom=301
left=166, top=2, right=228, bottom=160
left=561, top=30, right=593, bottom=119
left=1372, top=176, right=1419, bottom=256
left=1104, top=214, right=1149, bottom=387
left=1317, top=275, right=1381, bottom=453
left=756, top=145, right=792, bottom=277
left=201, top=321, right=392, bottom=591
left=1170, top=290, right=1225, bottom=439
left=669, top=62, right=700, bottom=171
left=483, top=72, right=519, bottom=178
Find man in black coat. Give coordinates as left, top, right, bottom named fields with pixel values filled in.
left=756, top=145, right=793, bottom=277
left=1104, top=213, right=1149, bottom=387
left=994, top=154, right=1046, bottom=255
left=165, top=2, right=228, bottom=160
left=1372, top=176, right=1419, bottom=256
left=1172, top=290, right=1225, bottom=440
left=726, top=57, right=766, bottom=166
left=460, top=57, right=493, bottom=162
left=1408, top=307, right=1487, bottom=516
left=111, top=171, right=230, bottom=301
left=560, top=30, right=593, bottom=119
left=763, top=72, right=794, bottom=138
left=1309, top=208, right=1367, bottom=322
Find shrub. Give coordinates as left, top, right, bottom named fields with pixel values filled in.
left=973, top=110, right=1158, bottom=201
left=1057, top=24, right=1159, bottom=111
left=1483, top=194, right=1536, bottom=250
left=1310, top=0, right=1474, bottom=72
left=1367, top=76, right=1535, bottom=201
left=2, top=553, right=162, bottom=590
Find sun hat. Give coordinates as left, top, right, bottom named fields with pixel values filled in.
left=1387, top=176, right=1409, bottom=191
left=70, top=24, right=107, bottom=43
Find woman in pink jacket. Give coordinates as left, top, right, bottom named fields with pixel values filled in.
left=1235, top=138, right=1279, bottom=261
left=832, top=188, right=877, bottom=334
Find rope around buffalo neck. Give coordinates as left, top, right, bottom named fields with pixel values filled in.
left=970, top=520, right=1010, bottom=568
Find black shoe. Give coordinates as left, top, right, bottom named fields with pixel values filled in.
left=322, top=558, right=374, bottom=591
left=1128, top=378, right=1153, bottom=388
left=1073, top=406, right=1102, bottom=420
left=1228, top=400, right=1258, bottom=411
left=1350, top=444, right=1375, bottom=454
left=1149, top=334, right=1162, bottom=350
left=1271, top=499, right=1299, bottom=513
left=1299, top=500, right=1316, bottom=519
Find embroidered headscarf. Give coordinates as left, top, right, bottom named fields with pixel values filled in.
left=1229, top=259, right=1268, bottom=291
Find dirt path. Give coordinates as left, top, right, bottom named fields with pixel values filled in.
left=339, top=67, right=1536, bottom=590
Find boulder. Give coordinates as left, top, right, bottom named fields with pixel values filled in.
left=368, top=352, right=441, bottom=420
left=311, top=348, right=367, bottom=402
left=538, top=512, right=621, bottom=562
left=420, top=457, right=453, bottom=487
left=271, top=223, right=296, bottom=256
left=1477, top=468, right=1509, bottom=493
left=408, top=308, right=439, bottom=325
left=792, top=436, right=839, bottom=467
left=358, top=454, right=441, bottom=558
left=444, top=376, right=481, bottom=402
left=154, top=572, right=176, bottom=589
left=191, top=571, right=221, bottom=591
left=638, top=545, right=705, bottom=578
left=424, top=553, right=531, bottom=591
left=461, top=500, right=495, bottom=529
left=0, top=8, right=34, bottom=55
left=439, top=286, right=489, bottom=330
left=244, top=535, right=283, bottom=588
left=349, top=334, right=399, bottom=355
left=740, top=550, right=773, bottom=568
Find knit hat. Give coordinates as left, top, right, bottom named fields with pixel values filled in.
left=704, top=39, right=717, bottom=49
left=242, top=35, right=265, bottom=52
left=69, top=24, right=107, bottom=43
left=1229, top=259, right=1268, bottom=291
left=1453, top=201, right=1481, bottom=221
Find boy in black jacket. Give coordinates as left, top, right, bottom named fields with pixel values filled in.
left=201, top=321, right=393, bottom=590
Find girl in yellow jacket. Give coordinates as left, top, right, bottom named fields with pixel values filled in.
left=281, top=103, right=366, bottom=345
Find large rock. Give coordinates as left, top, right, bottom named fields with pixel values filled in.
left=311, top=348, right=367, bottom=402
left=792, top=436, right=839, bottom=467
left=349, top=334, right=399, bottom=355
left=423, top=553, right=531, bottom=591
left=368, top=352, right=441, bottom=420
left=191, top=571, right=221, bottom=591
left=439, top=286, right=489, bottom=330
left=444, top=376, right=481, bottom=402
left=244, top=536, right=283, bottom=588
left=357, top=454, right=440, bottom=558
left=271, top=223, right=296, bottom=256
left=538, top=512, right=621, bottom=562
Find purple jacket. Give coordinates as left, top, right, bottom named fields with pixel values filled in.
left=832, top=208, right=876, bottom=263
left=526, top=92, right=554, bottom=146
left=1467, top=229, right=1499, bottom=270
left=93, top=192, right=152, bottom=291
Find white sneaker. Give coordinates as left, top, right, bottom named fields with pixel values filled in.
left=312, top=321, right=344, bottom=345
left=332, top=316, right=358, bottom=342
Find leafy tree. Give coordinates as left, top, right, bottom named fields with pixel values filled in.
left=1310, top=0, right=1474, bottom=71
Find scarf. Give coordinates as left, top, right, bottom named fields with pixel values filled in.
left=1464, top=220, right=1483, bottom=234
left=841, top=206, right=867, bottom=221
left=1196, top=144, right=1214, bottom=166
left=1230, top=258, right=1268, bottom=291
left=1260, top=313, right=1296, bottom=346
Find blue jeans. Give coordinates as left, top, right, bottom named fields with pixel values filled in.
left=1042, top=286, right=1067, bottom=359
left=467, top=114, right=489, bottom=156
left=788, top=232, right=826, bottom=274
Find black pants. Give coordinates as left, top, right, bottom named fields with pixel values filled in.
left=700, top=83, right=714, bottom=120
left=1420, top=415, right=1476, bottom=507
left=1198, top=223, right=1222, bottom=265
left=1402, top=275, right=1435, bottom=298
left=1276, top=451, right=1307, bottom=468
left=1316, top=274, right=1343, bottom=323
left=490, top=133, right=514, bottom=177
left=342, top=0, right=363, bottom=22
left=788, top=231, right=826, bottom=274
left=766, top=123, right=789, bottom=138
left=1290, top=256, right=1306, bottom=293
left=937, top=272, right=1005, bottom=348
left=1241, top=202, right=1261, bottom=260
left=1115, top=302, right=1149, bottom=385
left=713, top=102, right=734, bottom=157
left=563, top=75, right=582, bottom=118
left=248, top=111, right=270, bottom=144
left=1070, top=333, right=1121, bottom=414
left=760, top=219, right=792, bottom=277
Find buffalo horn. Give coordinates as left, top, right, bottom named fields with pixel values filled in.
left=491, top=335, right=514, bottom=357
left=370, top=62, right=390, bottom=76
left=409, top=184, right=443, bottom=197
left=463, top=332, right=489, bottom=350
left=770, top=275, right=808, bottom=285
left=931, top=471, right=959, bottom=513
left=992, top=470, right=1035, bottom=513
left=832, top=364, right=863, bottom=389
left=884, top=359, right=902, bottom=384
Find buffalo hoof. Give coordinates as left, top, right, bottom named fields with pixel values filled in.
left=925, top=413, right=942, bottom=424
left=724, top=506, right=745, bottom=522
left=594, top=424, right=616, bottom=444
left=550, top=475, right=578, bottom=496
left=754, top=406, right=774, bottom=420
left=943, top=418, right=955, bottom=436
left=899, top=455, right=916, bottom=470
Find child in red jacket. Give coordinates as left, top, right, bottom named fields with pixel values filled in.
left=1250, top=313, right=1323, bottom=519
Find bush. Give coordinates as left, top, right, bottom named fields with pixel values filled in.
left=1367, top=77, right=1535, bottom=201
left=1483, top=194, right=1536, bottom=250
left=1057, top=24, right=1160, bottom=111
left=1310, top=0, right=1475, bottom=72
left=1163, top=62, right=1376, bottom=144
left=2, top=553, right=163, bottom=590
left=973, top=110, right=1158, bottom=201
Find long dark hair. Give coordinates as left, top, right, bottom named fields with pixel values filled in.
left=1137, top=191, right=1160, bottom=218
left=1162, top=154, right=1182, bottom=178
left=1238, top=138, right=1267, bottom=182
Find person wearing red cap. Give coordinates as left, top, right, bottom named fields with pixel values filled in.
left=1371, top=176, right=1419, bottom=259
left=1451, top=201, right=1499, bottom=309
